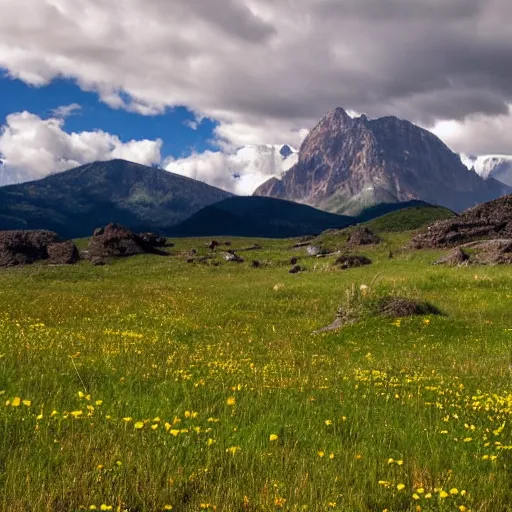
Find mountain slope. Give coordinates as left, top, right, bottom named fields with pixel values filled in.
left=254, top=108, right=510, bottom=215
left=0, top=159, right=232, bottom=238
left=168, top=196, right=352, bottom=238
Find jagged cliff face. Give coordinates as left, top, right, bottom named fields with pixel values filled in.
left=254, top=108, right=510, bottom=214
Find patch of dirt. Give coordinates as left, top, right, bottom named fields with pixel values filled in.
left=314, top=295, right=442, bottom=333
left=376, top=296, right=442, bottom=317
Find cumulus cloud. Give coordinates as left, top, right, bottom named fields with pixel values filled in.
left=1, top=0, right=512, bottom=153
left=164, top=145, right=298, bottom=195
left=431, top=107, right=512, bottom=155
left=0, top=111, right=162, bottom=185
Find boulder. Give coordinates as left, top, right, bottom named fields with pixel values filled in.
left=465, top=239, right=512, bottom=265
left=224, top=251, right=244, bottom=263
left=435, top=247, right=470, bottom=266
left=47, top=241, right=80, bottom=264
left=137, top=232, right=168, bottom=247
left=0, top=230, right=79, bottom=267
left=87, top=223, right=169, bottom=260
left=348, top=227, right=380, bottom=246
left=334, top=254, right=372, bottom=269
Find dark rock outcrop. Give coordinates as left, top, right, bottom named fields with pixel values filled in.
left=47, top=241, right=80, bottom=264
left=0, top=230, right=79, bottom=267
left=289, top=265, right=303, bottom=274
left=335, top=254, right=372, bottom=269
left=138, top=232, right=168, bottom=247
left=254, top=108, right=510, bottom=215
left=348, top=227, right=380, bottom=246
left=412, top=194, right=512, bottom=248
left=87, top=223, right=169, bottom=260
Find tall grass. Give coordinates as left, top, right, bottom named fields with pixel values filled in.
left=0, top=233, right=510, bottom=511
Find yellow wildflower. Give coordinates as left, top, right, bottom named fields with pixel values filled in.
left=11, top=397, right=21, bottom=407
left=269, top=434, right=278, bottom=442
left=134, top=421, right=144, bottom=429
left=397, top=483, right=405, bottom=491
left=227, top=397, right=236, bottom=406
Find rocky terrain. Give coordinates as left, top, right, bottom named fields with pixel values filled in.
left=254, top=108, right=510, bottom=215
left=412, top=194, right=512, bottom=249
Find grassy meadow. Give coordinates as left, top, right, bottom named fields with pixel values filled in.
left=0, top=229, right=511, bottom=511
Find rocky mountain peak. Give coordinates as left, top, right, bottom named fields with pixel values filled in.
left=254, top=108, right=511, bottom=215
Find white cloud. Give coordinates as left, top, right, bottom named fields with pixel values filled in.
left=50, top=103, right=81, bottom=119
left=431, top=107, right=512, bottom=155
left=164, top=144, right=298, bottom=195
left=2, top=0, right=512, bottom=153
left=0, top=111, right=162, bottom=185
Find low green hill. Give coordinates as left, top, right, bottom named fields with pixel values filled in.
left=168, top=196, right=353, bottom=238
left=363, top=204, right=455, bottom=232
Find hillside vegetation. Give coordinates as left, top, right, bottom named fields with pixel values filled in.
left=0, top=230, right=511, bottom=511
left=363, top=205, right=455, bottom=232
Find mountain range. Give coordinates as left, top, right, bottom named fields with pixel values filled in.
left=254, top=108, right=510, bottom=215
left=1, top=107, right=511, bottom=239
left=0, top=159, right=232, bottom=238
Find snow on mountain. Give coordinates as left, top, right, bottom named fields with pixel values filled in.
left=165, top=144, right=298, bottom=196
left=461, top=154, right=512, bottom=187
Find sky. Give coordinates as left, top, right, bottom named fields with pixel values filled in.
left=1, top=0, right=512, bottom=194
